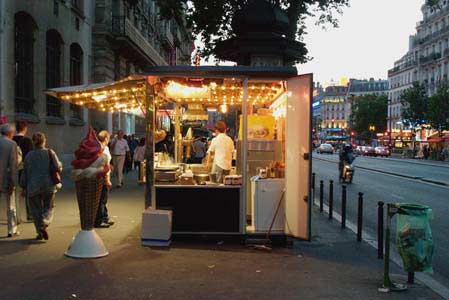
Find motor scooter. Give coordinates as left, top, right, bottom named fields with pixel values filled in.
left=341, top=161, right=355, bottom=184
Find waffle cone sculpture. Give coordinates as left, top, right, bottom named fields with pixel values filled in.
left=75, top=177, right=104, bottom=230
left=65, top=127, right=110, bottom=258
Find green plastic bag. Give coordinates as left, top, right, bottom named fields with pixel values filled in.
left=395, top=203, right=434, bottom=274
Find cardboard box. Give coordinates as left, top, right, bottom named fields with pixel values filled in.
left=141, top=208, right=172, bottom=247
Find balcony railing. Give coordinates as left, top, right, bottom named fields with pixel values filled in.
left=111, top=16, right=167, bottom=66
left=417, top=24, right=449, bottom=45
left=419, top=52, right=441, bottom=65
left=159, top=22, right=174, bottom=48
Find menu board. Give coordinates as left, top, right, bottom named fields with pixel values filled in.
left=239, top=115, right=275, bottom=140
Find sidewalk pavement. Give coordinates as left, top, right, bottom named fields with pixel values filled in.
left=377, top=155, right=449, bottom=169
left=0, top=171, right=443, bottom=300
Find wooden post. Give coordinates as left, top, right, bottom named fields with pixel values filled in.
left=145, top=81, right=156, bottom=209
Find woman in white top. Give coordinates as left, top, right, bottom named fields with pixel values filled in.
left=95, top=131, right=114, bottom=228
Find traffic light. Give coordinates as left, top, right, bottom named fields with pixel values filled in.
left=350, top=131, right=355, bottom=136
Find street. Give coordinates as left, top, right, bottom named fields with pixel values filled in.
left=313, top=153, right=449, bottom=287
left=1, top=172, right=442, bottom=300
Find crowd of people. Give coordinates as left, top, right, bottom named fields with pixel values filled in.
left=0, top=120, right=145, bottom=240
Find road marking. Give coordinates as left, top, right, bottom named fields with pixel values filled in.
left=391, top=194, right=404, bottom=200
left=313, top=157, right=449, bottom=191
left=313, top=199, right=449, bottom=300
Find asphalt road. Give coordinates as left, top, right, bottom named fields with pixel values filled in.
left=313, top=153, right=449, bottom=287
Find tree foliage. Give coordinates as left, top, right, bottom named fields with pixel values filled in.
left=427, top=85, right=449, bottom=134
left=157, top=0, right=350, bottom=62
left=400, top=82, right=428, bottom=128
left=350, top=94, right=388, bottom=140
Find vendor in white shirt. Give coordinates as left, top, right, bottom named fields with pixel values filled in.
left=110, top=130, right=129, bottom=188
left=206, top=121, right=234, bottom=183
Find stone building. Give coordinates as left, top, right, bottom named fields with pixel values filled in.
left=388, top=51, right=417, bottom=131
left=0, top=0, right=94, bottom=165
left=320, top=85, right=349, bottom=143
left=388, top=0, right=449, bottom=131
left=92, top=0, right=193, bottom=136
left=0, top=0, right=193, bottom=166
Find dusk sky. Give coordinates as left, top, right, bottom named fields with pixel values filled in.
left=299, top=0, right=424, bottom=85
left=199, top=0, right=425, bottom=85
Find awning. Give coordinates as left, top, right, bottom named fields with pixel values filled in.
left=428, top=137, right=443, bottom=143
left=325, top=136, right=348, bottom=140
left=325, top=128, right=344, bottom=132
left=44, top=66, right=295, bottom=113
left=45, top=76, right=147, bottom=114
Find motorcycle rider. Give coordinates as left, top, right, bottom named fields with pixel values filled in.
left=339, top=144, right=354, bottom=181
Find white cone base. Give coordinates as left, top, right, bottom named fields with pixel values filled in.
left=65, top=230, right=109, bottom=259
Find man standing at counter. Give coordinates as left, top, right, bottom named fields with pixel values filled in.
left=206, top=121, right=234, bottom=183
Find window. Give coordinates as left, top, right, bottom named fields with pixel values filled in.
left=114, top=53, right=121, bottom=80
left=54, top=0, right=59, bottom=16
left=71, top=0, right=83, bottom=13
left=70, top=43, right=83, bottom=119
left=14, top=12, right=37, bottom=114
left=46, top=30, right=64, bottom=117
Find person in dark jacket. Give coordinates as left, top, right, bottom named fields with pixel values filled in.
left=13, top=121, right=33, bottom=221
left=21, top=132, right=62, bottom=240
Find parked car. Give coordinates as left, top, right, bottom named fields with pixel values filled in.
left=375, top=146, right=390, bottom=157
left=317, top=143, right=334, bottom=154
left=354, top=146, right=364, bottom=156
left=362, top=146, right=376, bottom=156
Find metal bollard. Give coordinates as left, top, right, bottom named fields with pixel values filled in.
left=312, top=173, right=316, bottom=191
left=341, top=185, right=347, bottom=229
left=312, top=173, right=316, bottom=201
left=378, top=201, right=384, bottom=259
left=319, top=180, right=324, bottom=212
left=329, top=180, right=334, bottom=220
left=408, top=272, right=414, bottom=284
left=357, top=192, right=364, bottom=242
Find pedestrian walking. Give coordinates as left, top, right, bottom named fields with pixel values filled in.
left=110, top=130, right=129, bottom=188
left=0, top=123, right=19, bottom=237
left=133, top=138, right=146, bottom=183
left=94, top=130, right=114, bottom=228
left=423, top=145, right=430, bottom=160
left=129, top=134, right=138, bottom=170
left=13, top=121, right=33, bottom=221
left=20, top=132, right=62, bottom=240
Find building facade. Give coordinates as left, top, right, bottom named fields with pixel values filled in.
left=388, top=51, right=417, bottom=131
left=388, top=0, right=449, bottom=132
left=92, top=0, right=193, bottom=136
left=320, top=85, right=348, bottom=143
left=0, top=0, right=193, bottom=166
left=0, top=0, right=94, bottom=165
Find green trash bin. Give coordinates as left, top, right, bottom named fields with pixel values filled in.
left=395, top=203, right=434, bottom=274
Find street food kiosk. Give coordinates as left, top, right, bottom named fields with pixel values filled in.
left=46, top=66, right=313, bottom=241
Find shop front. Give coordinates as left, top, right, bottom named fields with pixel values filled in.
left=46, top=66, right=313, bottom=241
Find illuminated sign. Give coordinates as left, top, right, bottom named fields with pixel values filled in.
left=323, top=98, right=344, bottom=103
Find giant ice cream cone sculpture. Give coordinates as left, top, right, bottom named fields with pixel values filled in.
left=65, top=127, right=110, bottom=258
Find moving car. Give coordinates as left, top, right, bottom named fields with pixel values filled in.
left=317, top=143, right=334, bottom=154
left=375, top=146, right=390, bottom=157
left=362, top=146, right=376, bottom=156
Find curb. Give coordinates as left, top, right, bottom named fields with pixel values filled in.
left=313, top=157, right=449, bottom=187
left=374, top=156, right=449, bottom=169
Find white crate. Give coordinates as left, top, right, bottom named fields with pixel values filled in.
left=141, top=208, right=172, bottom=247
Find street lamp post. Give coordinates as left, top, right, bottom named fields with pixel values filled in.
left=388, top=99, right=392, bottom=150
